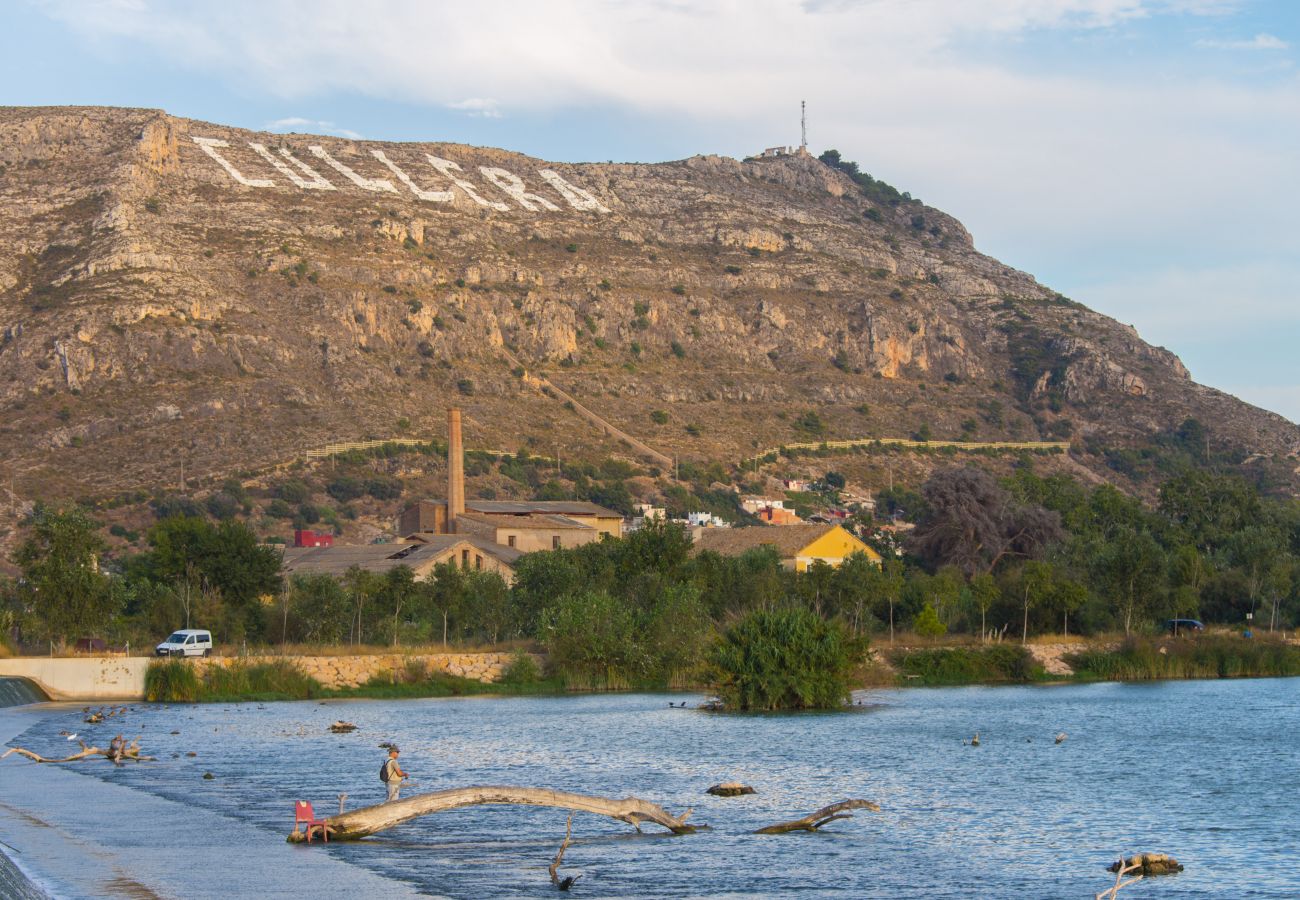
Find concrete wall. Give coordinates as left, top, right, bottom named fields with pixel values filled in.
left=0, top=652, right=532, bottom=700
left=0, top=657, right=150, bottom=700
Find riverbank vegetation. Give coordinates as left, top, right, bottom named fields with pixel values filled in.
left=888, top=645, right=1044, bottom=686
left=6, top=438, right=1299, bottom=706
left=144, top=656, right=565, bottom=703
left=1065, top=637, right=1300, bottom=681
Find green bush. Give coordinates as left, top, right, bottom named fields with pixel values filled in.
left=710, top=607, right=863, bottom=710
left=891, top=645, right=1041, bottom=685
left=145, top=659, right=200, bottom=702
left=499, top=650, right=542, bottom=685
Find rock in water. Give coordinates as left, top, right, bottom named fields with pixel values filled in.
left=1109, top=853, right=1184, bottom=876
left=707, top=782, right=756, bottom=797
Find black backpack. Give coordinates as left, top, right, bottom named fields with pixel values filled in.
left=379, top=760, right=391, bottom=782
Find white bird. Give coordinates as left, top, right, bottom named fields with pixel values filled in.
left=65, top=733, right=79, bottom=741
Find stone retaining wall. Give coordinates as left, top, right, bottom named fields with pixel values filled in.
left=196, top=652, right=532, bottom=690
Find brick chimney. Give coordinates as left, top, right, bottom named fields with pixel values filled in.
left=448, top=407, right=465, bottom=530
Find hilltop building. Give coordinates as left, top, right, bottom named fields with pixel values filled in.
left=691, top=523, right=880, bottom=572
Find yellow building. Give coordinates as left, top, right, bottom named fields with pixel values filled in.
left=692, top=523, right=881, bottom=572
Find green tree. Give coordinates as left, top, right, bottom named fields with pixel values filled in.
left=644, top=583, right=714, bottom=682
left=14, top=506, right=120, bottom=646
left=462, top=570, right=512, bottom=644
left=878, top=559, right=905, bottom=644
left=1224, top=525, right=1288, bottom=627
left=913, top=602, right=947, bottom=637
left=1018, top=560, right=1055, bottom=643
left=284, top=573, right=351, bottom=644
left=1090, top=529, right=1165, bottom=635
left=968, top=572, right=999, bottom=642
left=1051, top=578, right=1088, bottom=638
left=540, top=590, right=646, bottom=687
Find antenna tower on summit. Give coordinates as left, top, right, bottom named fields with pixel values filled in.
left=800, top=100, right=807, bottom=153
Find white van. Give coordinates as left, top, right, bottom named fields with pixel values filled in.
left=155, top=629, right=214, bottom=658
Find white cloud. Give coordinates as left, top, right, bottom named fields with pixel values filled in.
left=1196, top=32, right=1290, bottom=50
left=264, top=117, right=362, bottom=139
left=447, top=98, right=502, bottom=118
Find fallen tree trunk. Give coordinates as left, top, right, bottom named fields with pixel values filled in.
left=2, top=739, right=154, bottom=766
left=288, top=785, right=698, bottom=842
left=755, top=799, right=880, bottom=834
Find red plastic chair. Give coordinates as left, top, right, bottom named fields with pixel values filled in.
left=295, top=800, right=330, bottom=843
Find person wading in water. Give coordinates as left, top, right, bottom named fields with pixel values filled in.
left=381, top=747, right=408, bottom=802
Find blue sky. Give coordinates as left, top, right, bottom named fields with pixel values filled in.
left=3, top=0, right=1297, bottom=423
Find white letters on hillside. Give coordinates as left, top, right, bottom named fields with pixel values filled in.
left=308, top=145, right=398, bottom=193
left=370, top=150, right=454, bottom=203
left=480, top=167, right=560, bottom=212
left=192, top=137, right=274, bottom=188
left=190, top=136, right=609, bottom=215
left=539, top=169, right=610, bottom=213
left=249, top=143, right=336, bottom=190
left=425, top=155, right=510, bottom=211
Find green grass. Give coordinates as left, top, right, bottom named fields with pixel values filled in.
left=1065, top=637, right=1300, bottom=681
left=889, top=645, right=1044, bottom=686
left=200, top=660, right=324, bottom=702
left=144, top=659, right=200, bottom=702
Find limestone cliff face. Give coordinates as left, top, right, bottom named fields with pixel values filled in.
left=0, top=105, right=1295, bottom=498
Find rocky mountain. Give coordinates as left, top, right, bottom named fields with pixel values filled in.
left=1, top=105, right=1296, bottom=504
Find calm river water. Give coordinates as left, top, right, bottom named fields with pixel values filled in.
left=2, top=678, right=1298, bottom=898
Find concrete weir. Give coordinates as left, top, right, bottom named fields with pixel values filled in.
left=0, top=676, right=49, bottom=708
left=0, top=658, right=148, bottom=701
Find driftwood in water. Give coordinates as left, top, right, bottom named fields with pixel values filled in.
left=755, top=799, right=880, bottom=834
left=1096, top=858, right=1144, bottom=900
left=287, top=785, right=699, bottom=842
left=2, top=737, right=154, bottom=766
left=548, top=813, right=581, bottom=891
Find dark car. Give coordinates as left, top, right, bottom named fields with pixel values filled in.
left=1166, top=618, right=1204, bottom=636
